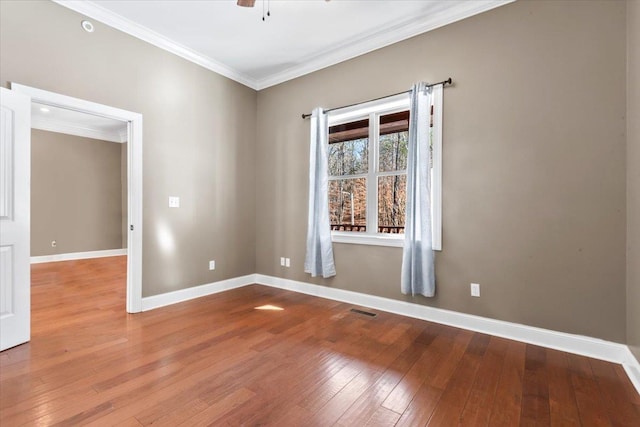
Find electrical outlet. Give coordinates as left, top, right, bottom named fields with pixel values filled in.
left=280, top=257, right=285, bottom=266
left=285, top=258, right=290, bottom=267
left=169, top=196, right=180, bottom=208
left=51, top=240, right=57, bottom=248
left=209, top=260, right=215, bottom=270
left=470, top=283, right=480, bottom=297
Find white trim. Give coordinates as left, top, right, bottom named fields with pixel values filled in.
left=254, top=1, right=515, bottom=89
left=140, top=275, right=256, bottom=311
left=623, top=348, right=640, bottom=394
left=256, top=274, right=640, bottom=395
left=52, top=0, right=513, bottom=90
left=133, top=273, right=639, bottom=395
left=52, top=0, right=258, bottom=89
left=32, top=116, right=126, bottom=143
left=30, top=249, right=127, bottom=264
left=126, top=113, right=143, bottom=314
left=328, top=94, right=409, bottom=125
left=332, top=232, right=403, bottom=248
left=254, top=274, right=630, bottom=365
left=10, top=83, right=144, bottom=314
left=327, top=90, right=443, bottom=250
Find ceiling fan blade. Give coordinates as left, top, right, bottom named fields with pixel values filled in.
left=237, top=0, right=256, bottom=7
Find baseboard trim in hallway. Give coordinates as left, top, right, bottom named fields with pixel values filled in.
left=30, top=248, right=128, bottom=264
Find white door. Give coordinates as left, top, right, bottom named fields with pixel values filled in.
left=0, top=87, right=31, bottom=351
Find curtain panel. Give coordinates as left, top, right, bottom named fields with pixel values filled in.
left=401, top=82, right=435, bottom=297
left=304, top=107, right=336, bottom=278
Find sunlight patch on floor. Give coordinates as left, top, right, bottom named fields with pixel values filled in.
left=254, top=304, right=284, bottom=311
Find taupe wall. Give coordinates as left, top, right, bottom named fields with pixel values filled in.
left=0, top=0, right=257, bottom=296
left=256, top=0, right=628, bottom=342
left=627, top=0, right=640, bottom=362
left=31, top=130, right=124, bottom=256
left=2, top=0, right=633, bottom=346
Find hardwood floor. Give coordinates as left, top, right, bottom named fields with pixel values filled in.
left=1, top=257, right=639, bottom=426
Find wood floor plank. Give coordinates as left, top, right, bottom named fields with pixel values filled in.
left=546, top=348, right=581, bottom=426
left=381, top=326, right=466, bottom=415
left=269, top=404, right=314, bottom=426
left=459, top=336, right=510, bottom=426
left=614, top=364, right=640, bottom=405
left=134, top=396, right=209, bottom=426
left=310, top=366, right=383, bottom=426
left=425, top=333, right=490, bottom=426
left=520, top=344, right=551, bottom=426
left=364, top=405, right=402, bottom=426
left=571, top=368, right=613, bottom=427
left=590, top=358, right=640, bottom=426
left=176, top=387, right=255, bottom=427
left=0, top=257, right=637, bottom=426
left=488, top=340, right=527, bottom=426
left=334, top=335, right=426, bottom=426
left=395, top=382, right=443, bottom=427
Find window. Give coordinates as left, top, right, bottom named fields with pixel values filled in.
left=327, top=92, right=442, bottom=249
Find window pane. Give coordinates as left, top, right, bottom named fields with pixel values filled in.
left=379, top=111, right=409, bottom=172
left=329, top=178, right=367, bottom=232
left=329, top=118, right=368, bottom=144
left=328, top=118, right=369, bottom=176
left=328, top=138, right=368, bottom=176
left=378, top=174, right=406, bottom=234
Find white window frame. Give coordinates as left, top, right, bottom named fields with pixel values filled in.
left=328, top=91, right=443, bottom=250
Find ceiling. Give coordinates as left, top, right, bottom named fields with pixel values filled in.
left=54, top=0, right=511, bottom=90
left=32, top=102, right=128, bottom=143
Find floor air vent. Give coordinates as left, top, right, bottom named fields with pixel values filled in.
left=350, top=308, right=377, bottom=317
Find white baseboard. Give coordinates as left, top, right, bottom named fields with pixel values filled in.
left=137, top=272, right=639, bottom=395
left=30, top=248, right=128, bottom=264
left=254, top=274, right=631, bottom=366
left=623, top=348, right=640, bottom=393
left=141, top=274, right=256, bottom=311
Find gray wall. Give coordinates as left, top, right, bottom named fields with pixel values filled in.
left=31, top=130, right=124, bottom=256
left=627, top=0, right=640, bottom=362
left=256, top=0, right=628, bottom=343
left=0, top=0, right=257, bottom=297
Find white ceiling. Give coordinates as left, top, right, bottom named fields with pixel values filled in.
left=54, top=0, right=511, bottom=90
left=32, top=102, right=128, bottom=143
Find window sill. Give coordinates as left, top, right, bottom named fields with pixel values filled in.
left=331, top=232, right=443, bottom=250
left=331, top=232, right=404, bottom=248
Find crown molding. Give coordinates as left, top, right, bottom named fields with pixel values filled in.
left=53, top=0, right=514, bottom=91
left=52, top=0, right=259, bottom=89
left=255, top=0, right=514, bottom=89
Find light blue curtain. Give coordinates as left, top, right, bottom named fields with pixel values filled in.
left=401, top=82, right=435, bottom=296
left=304, top=107, right=336, bottom=278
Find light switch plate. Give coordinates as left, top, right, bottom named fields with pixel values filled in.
left=285, top=258, right=290, bottom=267
left=209, top=260, right=215, bottom=270
left=169, top=196, right=180, bottom=208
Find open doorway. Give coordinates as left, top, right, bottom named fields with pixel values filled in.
left=11, top=83, right=143, bottom=313
left=30, top=104, right=128, bottom=261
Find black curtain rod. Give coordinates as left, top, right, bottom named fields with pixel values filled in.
left=301, top=78, right=452, bottom=119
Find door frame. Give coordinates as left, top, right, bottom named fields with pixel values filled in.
left=11, top=83, right=143, bottom=313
